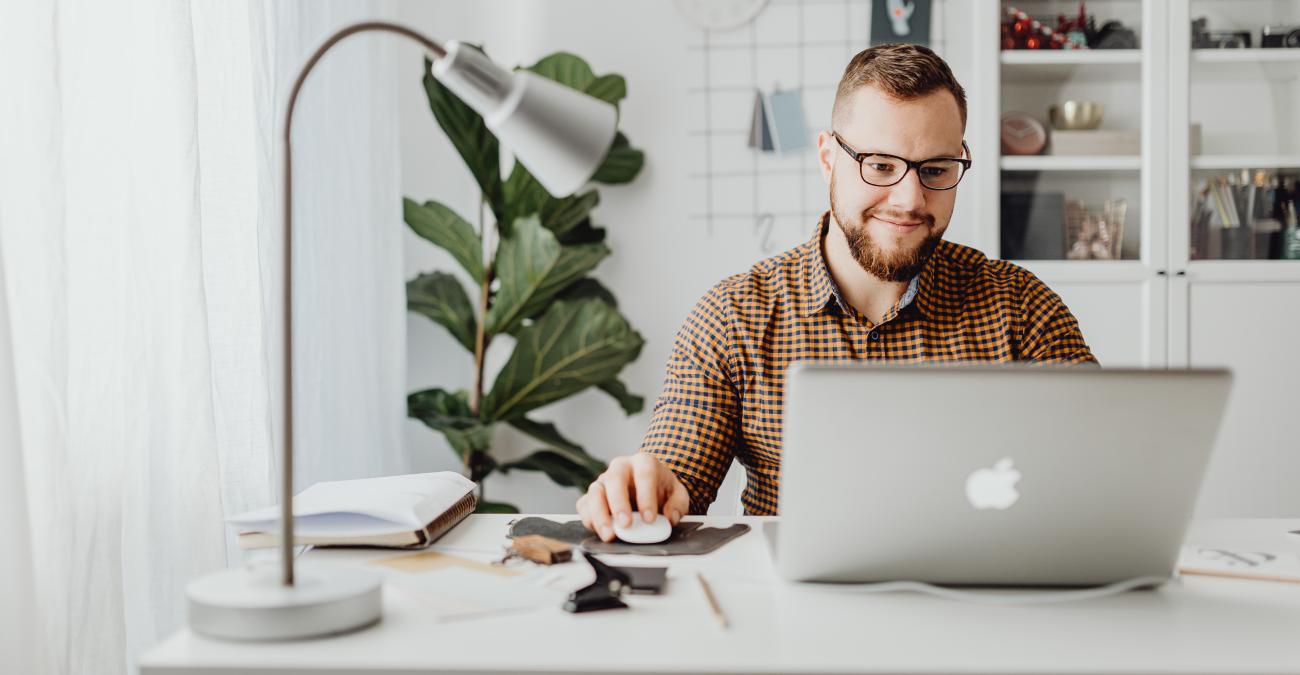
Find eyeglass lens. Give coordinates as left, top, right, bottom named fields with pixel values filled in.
left=859, top=155, right=966, bottom=190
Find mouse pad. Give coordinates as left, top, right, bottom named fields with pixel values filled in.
left=507, top=517, right=749, bottom=556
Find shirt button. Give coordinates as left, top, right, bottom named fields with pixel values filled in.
left=869, top=330, right=881, bottom=341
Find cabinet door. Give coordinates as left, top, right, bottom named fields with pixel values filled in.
left=1183, top=279, right=1300, bottom=517
left=1029, top=269, right=1167, bottom=368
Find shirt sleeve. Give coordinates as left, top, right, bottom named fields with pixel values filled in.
left=638, top=283, right=742, bottom=514
left=1016, top=271, right=1099, bottom=365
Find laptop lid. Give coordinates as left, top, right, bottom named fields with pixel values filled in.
left=774, top=363, right=1232, bottom=586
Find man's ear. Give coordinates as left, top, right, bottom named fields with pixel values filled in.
left=816, top=130, right=835, bottom=184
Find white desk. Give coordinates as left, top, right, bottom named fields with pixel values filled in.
left=142, top=515, right=1300, bottom=674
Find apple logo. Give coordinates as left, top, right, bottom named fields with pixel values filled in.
left=965, top=458, right=1021, bottom=510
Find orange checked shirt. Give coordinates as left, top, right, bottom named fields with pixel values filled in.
left=640, top=212, right=1097, bottom=516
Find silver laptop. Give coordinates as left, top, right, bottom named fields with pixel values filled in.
left=769, top=362, right=1232, bottom=586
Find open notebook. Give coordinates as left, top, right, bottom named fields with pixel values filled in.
left=228, top=472, right=477, bottom=549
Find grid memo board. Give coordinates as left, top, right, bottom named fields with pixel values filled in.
left=687, top=0, right=950, bottom=255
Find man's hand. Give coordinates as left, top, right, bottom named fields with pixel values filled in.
left=576, top=454, right=690, bottom=542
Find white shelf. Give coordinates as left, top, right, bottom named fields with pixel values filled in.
left=1192, top=50, right=1300, bottom=64
left=1000, top=50, right=1142, bottom=66
left=1000, top=155, right=1142, bottom=171
left=1191, top=155, right=1300, bottom=170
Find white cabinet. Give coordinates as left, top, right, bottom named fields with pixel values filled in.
left=972, top=0, right=1300, bottom=516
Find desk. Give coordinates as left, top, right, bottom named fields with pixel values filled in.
left=142, top=515, right=1300, bottom=674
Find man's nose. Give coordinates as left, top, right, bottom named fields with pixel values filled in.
left=887, top=169, right=928, bottom=213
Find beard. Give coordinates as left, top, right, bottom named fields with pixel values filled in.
left=829, top=177, right=944, bottom=282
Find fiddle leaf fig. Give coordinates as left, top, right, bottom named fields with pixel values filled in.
left=407, top=50, right=644, bottom=506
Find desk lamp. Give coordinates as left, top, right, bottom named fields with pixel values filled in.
left=185, top=21, right=617, bottom=641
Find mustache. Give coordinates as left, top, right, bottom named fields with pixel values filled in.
left=862, top=208, right=935, bottom=227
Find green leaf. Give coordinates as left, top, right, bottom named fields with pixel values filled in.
left=541, top=190, right=600, bottom=240
left=592, top=132, right=644, bottom=184
left=403, top=199, right=484, bottom=284
left=597, top=378, right=644, bottom=415
left=507, top=417, right=606, bottom=476
left=422, top=55, right=503, bottom=217
left=407, top=388, right=494, bottom=462
left=501, top=450, right=600, bottom=490
left=584, top=74, right=627, bottom=105
left=475, top=500, right=520, bottom=514
left=483, top=298, right=644, bottom=420
left=407, top=272, right=477, bottom=352
left=501, top=161, right=551, bottom=232
left=556, top=278, right=618, bottom=307
left=484, top=215, right=609, bottom=336
left=526, top=52, right=596, bottom=90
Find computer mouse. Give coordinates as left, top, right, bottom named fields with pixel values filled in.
left=612, top=511, right=672, bottom=544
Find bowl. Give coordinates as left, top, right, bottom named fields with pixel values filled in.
left=1048, top=101, right=1104, bottom=130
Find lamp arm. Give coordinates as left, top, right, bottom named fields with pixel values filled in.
left=280, top=22, right=445, bottom=587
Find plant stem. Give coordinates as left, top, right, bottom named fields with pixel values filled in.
left=469, top=195, right=492, bottom=422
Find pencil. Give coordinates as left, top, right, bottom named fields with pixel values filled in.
left=696, top=572, right=729, bottom=630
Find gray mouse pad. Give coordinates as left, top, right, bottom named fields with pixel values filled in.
left=508, top=517, right=749, bottom=556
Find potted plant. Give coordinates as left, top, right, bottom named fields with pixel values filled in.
left=405, top=48, right=646, bottom=513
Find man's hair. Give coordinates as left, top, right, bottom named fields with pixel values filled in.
left=832, top=43, right=967, bottom=129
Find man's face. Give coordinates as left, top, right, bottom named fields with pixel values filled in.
left=816, top=85, right=965, bottom=282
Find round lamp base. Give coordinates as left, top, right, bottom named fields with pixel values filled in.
left=187, top=561, right=382, bottom=641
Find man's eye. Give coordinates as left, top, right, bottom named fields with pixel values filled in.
left=921, top=166, right=950, bottom=177
left=867, top=163, right=896, bottom=172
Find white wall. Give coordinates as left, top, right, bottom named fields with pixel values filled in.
left=396, top=1, right=977, bottom=512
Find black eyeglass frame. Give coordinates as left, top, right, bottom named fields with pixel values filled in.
left=832, top=131, right=973, bottom=191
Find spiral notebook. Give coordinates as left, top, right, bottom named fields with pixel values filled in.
left=229, top=472, right=477, bottom=550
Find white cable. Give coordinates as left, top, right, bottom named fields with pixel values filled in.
left=796, top=575, right=1173, bottom=605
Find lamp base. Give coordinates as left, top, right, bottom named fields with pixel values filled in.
left=187, top=561, right=382, bottom=641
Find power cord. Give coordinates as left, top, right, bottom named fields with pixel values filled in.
left=796, top=575, right=1173, bottom=605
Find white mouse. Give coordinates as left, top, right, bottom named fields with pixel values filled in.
left=612, top=511, right=672, bottom=544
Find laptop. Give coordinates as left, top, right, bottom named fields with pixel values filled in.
left=769, top=362, right=1233, bottom=586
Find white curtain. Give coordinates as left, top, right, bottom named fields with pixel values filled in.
left=0, top=1, right=406, bottom=673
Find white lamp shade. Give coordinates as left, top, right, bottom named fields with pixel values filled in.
left=431, top=41, right=618, bottom=197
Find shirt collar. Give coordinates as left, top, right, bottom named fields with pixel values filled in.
left=798, top=211, right=955, bottom=321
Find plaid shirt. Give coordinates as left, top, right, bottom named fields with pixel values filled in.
left=640, top=212, right=1097, bottom=515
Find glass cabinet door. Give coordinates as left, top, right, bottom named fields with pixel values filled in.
left=1180, top=0, right=1300, bottom=262
left=997, top=0, right=1148, bottom=262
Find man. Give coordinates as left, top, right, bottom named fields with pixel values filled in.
left=577, top=44, right=1096, bottom=541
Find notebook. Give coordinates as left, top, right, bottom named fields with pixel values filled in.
left=1177, top=546, right=1300, bottom=584
left=228, top=472, right=477, bottom=549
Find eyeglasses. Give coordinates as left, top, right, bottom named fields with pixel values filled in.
left=833, top=132, right=972, bottom=191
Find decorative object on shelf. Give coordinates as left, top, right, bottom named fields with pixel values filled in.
left=1191, top=17, right=1252, bottom=49
left=1050, top=129, right=1139, bottom=156
left=1283, top=199, right=1300, bottom=260
left=1261, top=24, right=1300, bottom=49
left=1002, top=3, right=1136, bottom=50
left=871, top=0, right=932, bottom=47
left=1048, top=101, right=1104, bottom=131
left=1054, top=1, right=1092, bottom=49
left=1065, top=198, right=1126, bottom=260
left=406, top=48, right=647, bottom=515
left=1002, top=6, right=1078, bottom=50
left=1091, top=20, right=1138, bottom=49
left=1191, top=171, right=1300, bottom=260
left=1000, top=112, right=1048, bottom=156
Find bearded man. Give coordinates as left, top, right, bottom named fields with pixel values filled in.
left=577, top=43, right=1097, bottom=539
